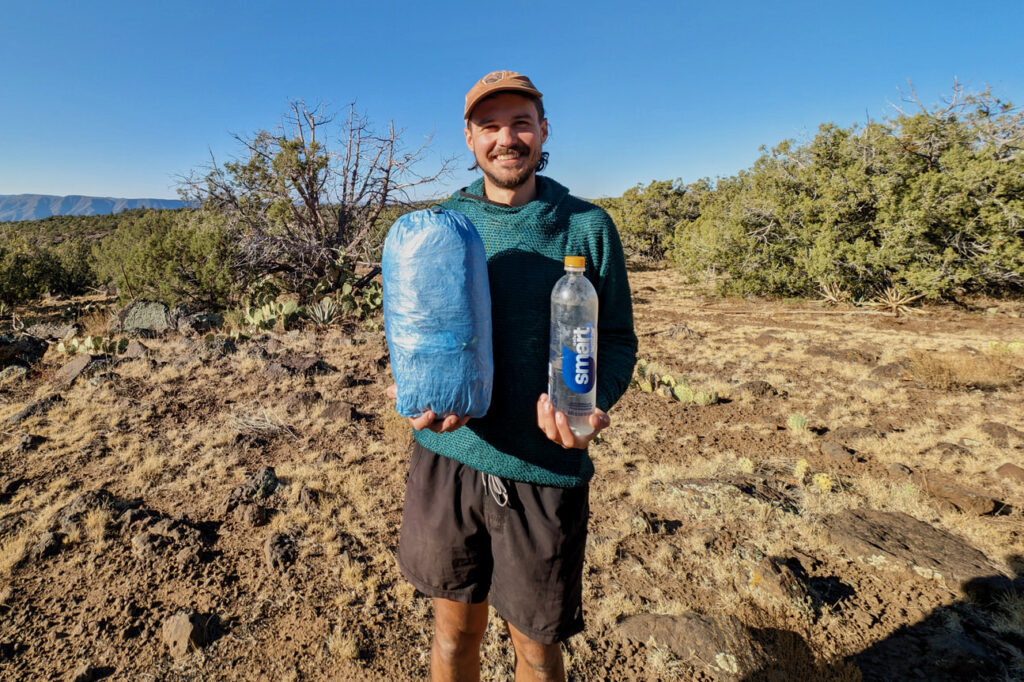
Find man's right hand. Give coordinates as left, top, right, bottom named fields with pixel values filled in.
left=386, top=384, right=471, bottom=434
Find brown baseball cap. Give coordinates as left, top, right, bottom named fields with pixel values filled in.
left=464, top=70, right=543, bottom=120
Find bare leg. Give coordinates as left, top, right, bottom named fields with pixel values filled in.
left=431, top=597, right=490, bottom=682
left=506, top=621, right=566, bottom=682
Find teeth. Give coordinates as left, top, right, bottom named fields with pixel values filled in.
left=495, top=153, right=520, bottom=160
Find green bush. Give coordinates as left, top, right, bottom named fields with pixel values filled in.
left=92, top=208, right=243, bottom=309
left=0, top=235, right=97, bottom=305
left=669, top=86, right=1024, bottom=300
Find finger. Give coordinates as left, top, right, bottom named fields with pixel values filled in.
left=454, top=416, right=471, bottom=430
left=409, top=410, right=435, bottom=431
left=537, top=396, right=559, bottom=441
left=554, top=410, right=575, bottom=448
left=386, top=384, right=397, bottom=400
left=590, top=409, right=610, bottom=432
left=440, top=414, right=459, bottom=432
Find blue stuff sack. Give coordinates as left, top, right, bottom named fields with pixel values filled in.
left=382, top=207, right=493, bottom=419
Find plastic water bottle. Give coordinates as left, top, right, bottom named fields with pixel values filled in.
left=548, top=256, right=598, bottom=436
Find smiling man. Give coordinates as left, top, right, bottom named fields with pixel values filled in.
left=395, top=70, right=637, bottom=681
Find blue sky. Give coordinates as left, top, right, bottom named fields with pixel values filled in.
left=1, top=0, right=1021, bottom=200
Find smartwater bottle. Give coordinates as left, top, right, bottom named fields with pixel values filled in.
left=548, top=256, right=598, bottom=436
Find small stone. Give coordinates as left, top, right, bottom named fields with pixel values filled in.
left=70, top=663, right=100, bottom=682
left=298, top=486, right=319, bottom=512
left=736, top=380, right=777, bottom=397
left=55, top=355, right=91, bottom=386
left=925, top=442, right=970, bottom=459
left=979, top=422, right=1024, bottom=448
left=870, top=361, right=911, bottom=380
left=118, top=301, right=173, bottom=336
left=264, top=532, right=297, bottom=573
left=888, top=463, right=914, bottom=477
left=30, top=531, right=62, bottom=561
left=25, top=322, right=78, bottom=341
left=162, top=611, right=207, bottom=658
left=996, top=463, right=1024, bottom=484
left=122, top=340, right=149, bottom=360
left=131, top=532, right=161, bottom=558
left=235, top=503, right=268, bottom=527
left=321, top=401, right=354, bottom=424
left=820, top=440, right=855, bottom=462
left=16, top=434, right=46, bottom=453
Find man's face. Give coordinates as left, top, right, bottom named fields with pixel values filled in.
left=465, top=92, right=548, bottom=190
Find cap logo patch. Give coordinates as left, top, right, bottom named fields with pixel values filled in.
left=482, top=71, right=506, bottom=84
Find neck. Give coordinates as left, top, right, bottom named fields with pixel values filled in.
left=482, top=173, right=538, bottom=207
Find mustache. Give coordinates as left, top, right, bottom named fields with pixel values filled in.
left=489, top=143, right=530, bottom=159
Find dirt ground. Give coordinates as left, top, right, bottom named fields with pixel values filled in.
left=2, top=265, right=1023, bottom=681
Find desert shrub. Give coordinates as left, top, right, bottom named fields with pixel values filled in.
left=599, top=179, right=708, bottom=264
left=92, top=208, right=242, bottom=309
left=670, top=85, right=1024, bottom=301
left=0, top=235, right=96, bottom=305
left=908, top=349, right=1020, bottom=390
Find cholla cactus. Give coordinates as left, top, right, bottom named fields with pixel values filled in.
left=794, top=458, right=810, bottom=482
left=812, top=473, right=834, bottom=493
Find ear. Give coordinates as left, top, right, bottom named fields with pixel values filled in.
left=464, top=124, right=474, bottom=151
left=540, top=118, right=548, bottom=144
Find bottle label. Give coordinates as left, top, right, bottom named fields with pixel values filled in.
left=561, top=323, right=595, bottom=393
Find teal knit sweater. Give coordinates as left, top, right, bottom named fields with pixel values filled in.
left=413, top=176, right=637, bottom=487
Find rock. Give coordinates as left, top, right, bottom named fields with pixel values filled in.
left=177, top=312, right=223, bottom=335
left=276, top=354, right=335, bottom=376
left=57, top=489, right=125, bottom=534
left=924, top=442, right=970, bottom=459
left=321, top=401, right=354, bottom=424
left=888, top=463, right=914, bottom=477
left=234, top=503, right=268, bottom=527
left=54, top=355, right=92, bottom=387
left=131, top=531, right=163, bottom=558
left=0, top=335, right=48, bottom=367
left=735, top=380, right=777, bottom=397
left=6, top=393, right=63, bottom=425
left=0, top=365, right=29, bottom=386
left=221, top=466, right=281, bottom=515
left=996, top=463, right=1024, bottom=484
left=30, top=531, right=62, bottom=561
left=870, top=361, right=911, bottom=380
left=264, top=532, right=297, bottom=573
left=978, top=422, right=1024, bottom=448
left=821, top=509, right=1003, bottom=587
left=87, top=371, right=119, bottom=388
left=617, top=612, right=762, bottom=678
left=746, top=557, right=810, bottom=606
left=819, top=440, right=855, bottom=463
left=16, top=434, right=46, bottom=453
left=122, top=340, right=149, bottom=360
left=298, top=485, right=319, bottom=512
left=25, top=323, right=78, bottom=341
left=118, top=301, right=173, bottom=336
left=912, top=472, right=1002, bottom=515
left=162, top=611, right=207, bottom=658
left=264, top=338, right=283, bottom=354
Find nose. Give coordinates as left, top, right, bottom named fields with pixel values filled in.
left=496, top=125, right=517, bottom=147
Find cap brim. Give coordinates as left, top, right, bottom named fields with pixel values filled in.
left=465, top=85, right=543, bottom=120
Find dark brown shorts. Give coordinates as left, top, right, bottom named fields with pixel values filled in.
left=397, top=442, right=589, bottom=644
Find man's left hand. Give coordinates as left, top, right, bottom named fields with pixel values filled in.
left=536, top=393, right=609, bottom=449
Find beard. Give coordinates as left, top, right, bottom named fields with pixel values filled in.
left=480, top=142, right=542, bottom=190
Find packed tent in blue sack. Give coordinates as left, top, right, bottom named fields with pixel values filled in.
left=382, top=207, right=493, bottom=419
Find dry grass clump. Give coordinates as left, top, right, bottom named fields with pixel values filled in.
left=909, top=349, right=1020, bottom=390
left=326, top=624, right=360, bottom=660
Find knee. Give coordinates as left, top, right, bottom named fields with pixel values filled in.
left=434, top=620, right=487, bottom=661
left=518, top=643, right=564, bottom=679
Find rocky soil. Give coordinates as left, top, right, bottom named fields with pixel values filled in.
left=1, top=267, right=1023, bottom=681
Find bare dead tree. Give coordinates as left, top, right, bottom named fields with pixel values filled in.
left=179, top=100, right=454, bottom=298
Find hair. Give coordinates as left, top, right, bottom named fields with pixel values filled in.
left=467, top=94, right=548, bottom=173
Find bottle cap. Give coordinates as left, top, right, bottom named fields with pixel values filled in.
left=564, top=255, right=585, bottom=268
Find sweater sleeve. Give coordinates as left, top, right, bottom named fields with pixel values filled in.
left=590, top=211, right=637, bottom=412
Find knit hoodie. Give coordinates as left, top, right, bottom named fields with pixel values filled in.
left=413, top=176, right=637, bottom=487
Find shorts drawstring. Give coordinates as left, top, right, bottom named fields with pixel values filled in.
left=481, top=473, right=509, bottom=507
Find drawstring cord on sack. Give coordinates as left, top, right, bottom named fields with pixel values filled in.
left=481, top=473, right=509, bottom=507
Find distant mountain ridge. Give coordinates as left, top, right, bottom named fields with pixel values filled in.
left=0, top=194, right=188, bottom=222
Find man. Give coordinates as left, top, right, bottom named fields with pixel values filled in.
left=392, top=70, right=636, bottom=681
